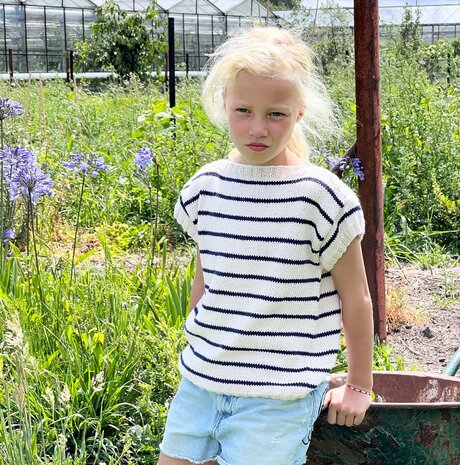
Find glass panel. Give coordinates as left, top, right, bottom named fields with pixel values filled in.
left=83, top=9, right=96, bottom=42
left=45, top=7, right=65, bottom=71
left=65, top=9, right=84, bottom=50
left=5, top=5, right=27, bottom=71
left=25, top=6, right=47, bottom=71
left=0, top=6, right=5, bottom=73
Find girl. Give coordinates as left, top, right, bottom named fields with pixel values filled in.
left=159, top=27, right=374, bottom=465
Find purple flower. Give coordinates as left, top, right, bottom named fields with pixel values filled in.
left=135, top=148, right=156, bottom=172
left=351, top=157, right=365, bottom=181
left=0, top=145, right=36, bottom=172
left=2, top=228, right=15, bottom=243
left=63, top=153, right=110, bottom=177
left=0, top=98, right=25, bottom=120
left=10, top=163, right=53, bottom=202
left=325, top=153, right=365, bottom=182
left=326, top=156, right=347, bottom=171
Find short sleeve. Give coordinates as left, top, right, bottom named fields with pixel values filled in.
left=319, top=191, right=365, bottom=272
left=174, top=181, right=199, bottom=242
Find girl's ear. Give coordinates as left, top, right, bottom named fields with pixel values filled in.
left=296, top=109, right=305, bottom=123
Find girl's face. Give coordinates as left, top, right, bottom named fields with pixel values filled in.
left=224, top=71, right=304, bottom=166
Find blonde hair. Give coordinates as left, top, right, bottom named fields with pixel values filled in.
left=202, top=27, right=339, bottom=160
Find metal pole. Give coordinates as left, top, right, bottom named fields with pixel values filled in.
left=168, top=17, right=176, bottom=108
left=69, top=49, right=74, bottom=81
left=354, top=0, right=386, bottom=340
left=8, top=48, right=13, bottom=81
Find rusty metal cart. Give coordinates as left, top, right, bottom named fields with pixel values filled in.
left=307, top=348, right=460, bottom=465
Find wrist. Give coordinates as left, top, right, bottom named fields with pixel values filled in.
left=346, top=383, right=371, bottom=396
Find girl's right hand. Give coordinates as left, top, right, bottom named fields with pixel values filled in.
left=322, top=384, right=371, bottom=427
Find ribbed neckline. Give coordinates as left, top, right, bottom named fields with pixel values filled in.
left=217, top=159, right=312, bottom=179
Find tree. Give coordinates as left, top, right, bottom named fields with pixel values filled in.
left=75, top=0, right=167, bottom=80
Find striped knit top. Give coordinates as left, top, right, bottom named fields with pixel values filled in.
left=174, top=159, right=365, bottom=400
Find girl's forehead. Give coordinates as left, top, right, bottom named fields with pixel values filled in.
left=226, top=71, right=299, bottom=100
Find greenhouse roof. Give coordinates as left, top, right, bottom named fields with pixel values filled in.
left=0, top=0, right=97, bottom=6
left=298, top=0, right=460, bottom=25
left=158, top=0, right=223, bottom=14
left=214, top=0, right=274, bottom=16
left=0, top=0, right=275, bottom=16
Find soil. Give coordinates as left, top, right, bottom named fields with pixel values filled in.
left=385, top=263, right=460, bottom=377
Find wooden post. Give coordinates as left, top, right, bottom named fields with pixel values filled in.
left=354, top=0, right=386, bottom=340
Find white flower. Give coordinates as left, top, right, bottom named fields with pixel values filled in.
left=59, top=384, right=71, bottom=405
left=92, top=371, right=105, bottom=391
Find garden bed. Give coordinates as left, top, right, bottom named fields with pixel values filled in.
left=386, top=263, right=460, bottom=376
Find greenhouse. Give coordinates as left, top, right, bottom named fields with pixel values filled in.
left=2, top=0, right=460, bottom=75
left=0, top=0, right=279, bottom=74
left=279, top=1, right=460, bottom=43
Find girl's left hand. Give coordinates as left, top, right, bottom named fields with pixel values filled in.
left=322, top=384, right=371, bottom=426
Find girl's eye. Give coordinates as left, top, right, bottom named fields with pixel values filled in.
left=270, top=112, right=285, bottom=118
left=236, top=108, right=250, bottom=114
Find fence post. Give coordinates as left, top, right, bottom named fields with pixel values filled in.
left=66, top=51, right=70, bottom=82
left=186, top=53, right=189, bottom=78
left=168, top=17, right=176, bottom=109
left=354, top=0, right=386, bottom=341
left=69, top=49, right=74, bottom=82
left=8, top=49, right=13, bottom=82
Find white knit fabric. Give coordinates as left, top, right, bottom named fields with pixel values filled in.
left=174, top=159, right=365, bottom=400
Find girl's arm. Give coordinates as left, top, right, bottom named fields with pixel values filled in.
left=189, top=248, right=205, bottom=310
left=323, top=236, right=374, bottom=426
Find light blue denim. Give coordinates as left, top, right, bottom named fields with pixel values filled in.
left=160, top=377, right=328, bottom=465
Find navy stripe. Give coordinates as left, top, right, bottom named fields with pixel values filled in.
left=196, top=190, right=334, bottom=224
left=198, top=230, right=319, bottom=251
left=180, top=354, right=318, bottom=389
left=202, top=267, right=320, bottom=284
left=198, top=210, right=323, bottom=241
left=185, top=326, right=340, bottom=357
left=201, top=304, right=341, bottom=320
left=192, top=311, right=341, bottom=338
left=193, top=171, right=344, bottom=208
left=200, top=249, right=319, bottom=266
left=204, top=286, right=337, bottom=302
left=179, top=196, right=190, bottom=218
left=188, top=345, right=330, bottom=373
left=320, top=205, right=362, bottom=255
left=183, top=192, right=199, bottom=208
left=205, top=285, right=337, bottom=302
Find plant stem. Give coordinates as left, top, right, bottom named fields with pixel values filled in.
left=28, top=192, right=44, bottom=304
left=70, top=172, right=85, bottom=285
left=1, top=119, right=4, bottom=240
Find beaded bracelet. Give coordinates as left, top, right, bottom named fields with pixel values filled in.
left=346, top=383, right=371, bottom=396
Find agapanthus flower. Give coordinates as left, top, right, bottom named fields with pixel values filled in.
left=350, top=157, right=365, bottom=181
left=134, top=148, right=157, bottom=186
left=326, top=154, right=365, bottom=182
left=2, top=228, right=15, bottom=243
left=0, top=145, right=36, bottom=173
left=63, top=152, right=110, bottom=177
left=0, top=98, right=25, bottom=120
left=135, top=147, right=156, bottom=171
left=9, top=163, right=53, bottom=202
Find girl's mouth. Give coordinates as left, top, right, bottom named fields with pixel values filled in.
left=247, top=143, right=269, bottom=152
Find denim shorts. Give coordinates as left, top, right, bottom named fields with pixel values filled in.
left=160, top=377, right=328, bottom=465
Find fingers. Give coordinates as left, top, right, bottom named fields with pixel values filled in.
left=327, top=408, right=356, bottom=426
left=322, top=390, right=332, bottom=410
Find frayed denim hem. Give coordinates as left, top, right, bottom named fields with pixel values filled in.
left=160, top=448, right=223, bottom=465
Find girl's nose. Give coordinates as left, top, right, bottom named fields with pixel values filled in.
left=248, top=118, right=268, bottom=137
